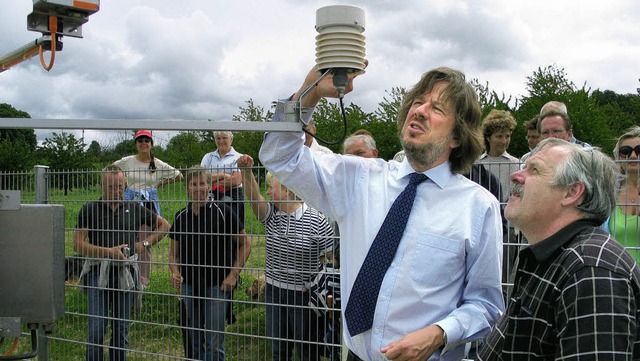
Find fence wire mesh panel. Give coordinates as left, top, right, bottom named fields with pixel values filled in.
left=1, top=157, right=638, bottom=360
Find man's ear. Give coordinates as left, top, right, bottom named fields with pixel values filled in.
left=561, top=182, right=585, bottom=207
left=449, top=136, right=460, bottom=150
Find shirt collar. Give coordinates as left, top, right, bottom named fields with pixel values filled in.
left=213, top=147, right=237, bottom=159
left=522, top=219, right=601, bottom=263
left=274, top=202, right=308, bottom=220
left=188, top=201, right=213, bottom=213
left=397, top=159, right=452, bottom=189
left=294, top=203, right=308, bottom=220
left=479, top=151, right=511, bottom=159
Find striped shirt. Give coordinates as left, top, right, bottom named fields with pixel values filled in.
left=261, top=202, right=334, bottom=291
left=479, top=219, right=640, bottom=360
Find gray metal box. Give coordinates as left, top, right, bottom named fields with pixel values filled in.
left=0, top=205, right=65, bottom=324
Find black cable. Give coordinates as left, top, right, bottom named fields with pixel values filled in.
left=0, top=329, right=37, bottom=360
left=302, top=97, right=348, bottom=146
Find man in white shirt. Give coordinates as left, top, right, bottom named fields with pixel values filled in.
left=259, top=64, right=504, bottom=361
left=539, top=101, right=591, bottom=147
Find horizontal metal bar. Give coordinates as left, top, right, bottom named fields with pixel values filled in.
left=0, top=118, right=302, bottom=132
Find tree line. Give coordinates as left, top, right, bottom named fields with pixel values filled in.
left=1, top=65, right=639, bottom=180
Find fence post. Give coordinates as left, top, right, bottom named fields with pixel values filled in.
left=34, top=165, right=49, bottom=204
left=34, top=165, right=50, bottom=360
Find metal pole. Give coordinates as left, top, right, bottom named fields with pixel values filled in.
left=37, top=324, right=52, bottom=361
left=34, top=165, right=49, bottom=204
left=0, top=118, right=302, bottom=132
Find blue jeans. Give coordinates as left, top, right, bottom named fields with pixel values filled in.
left=181, top=283, right=230, bottom=361
left=265, top=283, right=319, bottom=361
left=86, top=271, right=134, bottom=361
left=124, top=187, right=161, bottom=215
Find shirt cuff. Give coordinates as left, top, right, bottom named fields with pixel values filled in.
left=434, top=320, right=456, bottom=354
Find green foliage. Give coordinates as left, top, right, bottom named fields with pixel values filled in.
left=39, top=131, right=89, bottom=169
left=38, top=131, right=94, bottom=195
left=0, top=103, right=36, bottom=170
left=510, top=65, right=618, bottom=156
left=470, top=79, right=516, bottom=117
left=1, top=65, right=639, bottom=168
left=373, top=86, right=406, bottom=124
left=162, top=131, right=207, bottom=168
left=524, top=65, right=577, bottom=99
left=228, top=99, right=275, bottom=165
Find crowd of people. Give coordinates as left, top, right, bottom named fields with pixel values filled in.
left=71, top=61, right=640, bottom=361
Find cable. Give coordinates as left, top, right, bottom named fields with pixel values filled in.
left=302, top=96, right=348, bottom=146
left=0, top=329, right=37, bottom=360
left=0, top=337, right=18, bottom=357
left=38, top=15, right=57, bottom=71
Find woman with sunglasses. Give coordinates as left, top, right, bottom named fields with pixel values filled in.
left=604, top=126, right=640, bottom=262
left=114, top=129, right=183, bottom=286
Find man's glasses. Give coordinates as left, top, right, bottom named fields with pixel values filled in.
left=136, top=138, right=152, bottom=143
left=540, top=129, right=567, bottom=137
left=618, top=145, right=640, bottom=158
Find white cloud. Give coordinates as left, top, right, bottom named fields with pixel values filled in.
left=0, top=0, right=638, bottom=148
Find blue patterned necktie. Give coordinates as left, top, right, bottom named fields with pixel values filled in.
left=345, top=172, right=428, bottom=336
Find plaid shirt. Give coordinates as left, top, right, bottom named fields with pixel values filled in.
left=479, top=219, right=640, bottom=361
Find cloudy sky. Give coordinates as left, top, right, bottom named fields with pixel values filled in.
left=0, top=0, right=638, bottom=146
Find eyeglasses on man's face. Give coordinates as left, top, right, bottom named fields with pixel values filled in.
left=618, top=145, right=640, bottom=158
left=540, top=129, right=567, bottom=138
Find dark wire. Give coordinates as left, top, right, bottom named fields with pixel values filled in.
left=302, top=97, right=348, bottom=146
left=0, top=328, right=38, bottom=360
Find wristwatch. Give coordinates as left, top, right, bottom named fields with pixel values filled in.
left=142, top=240, right=150, bottom=248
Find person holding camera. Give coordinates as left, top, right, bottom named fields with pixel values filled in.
left=74, top=164, right=170, bottom=361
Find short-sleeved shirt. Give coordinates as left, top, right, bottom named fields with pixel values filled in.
left=261, top=202, right=334, bottom=291
left=169, top=202, right=244, bottom=294
left=77, top=200, right=157, bottom=255
left=200, top=147, right=242, bottom=177
left=608, top=206, right=640, bottom=263
left=114, top=155, right=181, bottom=190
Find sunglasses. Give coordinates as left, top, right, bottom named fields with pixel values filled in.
left=618, top=145, right=640, bottom=158
left=136, top=138, right=152, bottom=143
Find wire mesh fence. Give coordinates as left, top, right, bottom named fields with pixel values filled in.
left=1, top=159, right=638, bottom=360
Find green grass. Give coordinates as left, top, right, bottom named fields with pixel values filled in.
left=2, top=182, right=279, bottom=360
left=2, top=177, right=329, bottom=360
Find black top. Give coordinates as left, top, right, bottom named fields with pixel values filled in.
left=479, top=219, right=640, bottom=360
left=169, top=202, right=244, bottom=295
left=77, top=199, right=157, bottom=254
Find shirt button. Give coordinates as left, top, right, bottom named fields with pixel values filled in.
left=381, top=296, right=387, bottom=301
left=391, top=262, right=397, bottom=268
left=375, top=328, right=381, bottom=334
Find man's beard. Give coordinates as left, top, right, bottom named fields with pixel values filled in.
left=401, top=132, right=451, bottom=170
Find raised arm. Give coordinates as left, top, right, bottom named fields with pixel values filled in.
left=237, top=154, right=269, bottom=220
left=291, top=62, right=365, bottom=106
